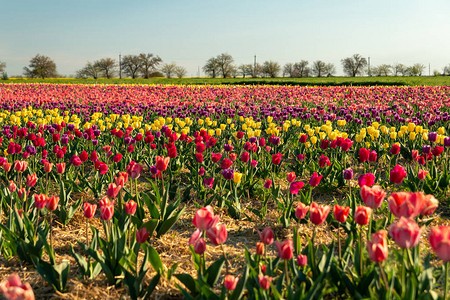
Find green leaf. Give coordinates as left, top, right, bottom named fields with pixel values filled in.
left=205, top=257, right=225, bottom=286
left=229, top=266, right=248, bottom=300
left=146, top=245, right=163, bottom=274
left=175, top=274, right=199, bottom=294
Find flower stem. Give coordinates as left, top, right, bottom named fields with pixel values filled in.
left=379, top=262, right=389, bottom=292
left=359, top=226, right=363, bottom=276
left=444, top=261, right=449, bottom=300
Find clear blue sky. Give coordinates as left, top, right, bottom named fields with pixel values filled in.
left=1, top=0, right=449, bottom=77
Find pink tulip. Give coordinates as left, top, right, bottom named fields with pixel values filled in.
left=297, top=254, right=307, bottom=267
left=192, top=205, right=219, bottom=231
left=124, top=200, right=137, bottom=215
left=309, top=172, right=323, bottom=187
left=360, top=185, right=386, bottom=209
left=136, top=227, right=150, bottom=244
left=389, top=217, right=423, bottom=249
left=275, top=240, right=294, bottom=260
left=420, top=194, right=438, bottom=216
left=309, top=202, right=330, bottom=225
left=224, top=275, right=239, bottom=291
left=388, top=192, right=424, bottom=219
left=354, top=206, right=372, bottom=226
left=367, top=229, right=389, bottom=262
left=295, top=202, right=309, bottom=219
left=429, top=226, right=450, bottom=261
left=0, top=273, right=35, bottom=300
left=257, top=227, right=274, bottom=245
left=258, top=274, right=272, bottom=290
left=207, top=224, right=228, bottom=245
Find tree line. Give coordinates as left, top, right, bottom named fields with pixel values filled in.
left=1, top=53, right=450, bottom=79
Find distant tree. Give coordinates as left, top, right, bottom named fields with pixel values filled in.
left=393, top=63, right=405, bottom=76
left=23, top=54, right=58, bottom=78
left=161, top=63, right=177, bottom=78
left=174, top=66, right=187, bottom=78
left=403, top=66, right=414, bottom=76
left=293, top=60, right=310, bottom=77
left=203, top=57, right=220, bottom=78
left=412, top=63, right=426, bottom=76
left=121, top=55, right=142, bottom=79
left=215, top=53, right=235, bottom=78
left=324, top=63, right=336, bottom=76
left=443, top=64, right=450, bottom=76
left=341, top=54, right=367, bottom=77
left=311, top=60, right=328, bottom=77
left=373, top=64, right=392, bottom=76
left=139, top=53, right=162, bottom=78
left=283, top=63, right=295, bottom=77
left=76, top=62, right=101, bottom=79
left=250, top=63, right=262, bottom=78
left=0, top=61, right=5, bottom=75
left=262, top=61, right=281, bottom=78
left=94, top=58, right=116, bottom=78
left=433, top=69, right=442, bottom=76
left=239, top=64, right=252, bottom=78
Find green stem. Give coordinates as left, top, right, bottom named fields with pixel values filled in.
left=359, top=226, right=363, bottom=276
left=379, top=262, right=389, bottom=292
left=444, top=262, right=448, bottom=300
left=284, top=259, right=290, bottom=289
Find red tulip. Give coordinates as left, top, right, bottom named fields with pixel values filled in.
left=290, top=181, right=304, bottom=194
left=295, top=202, right=309, bottom=219
left=220, top=158, right=233, bottom=169
left=126, top=161, right=143, bottom=179
left=8, top=181, right=16, bottom=193
left=309, top=172, right=323, bottom=187
left=115, top=171, right=128, bottom=186
left=207, top=224, right=228, bottom=245
left=256, top=242, right=265, bottom=255
left=359, top=148, right=370, bottom=162
left=100, top=202, right=114, bottom=221
left=3, top=162, right=12, bottom=172
left=389, top=144, right=400, bottom=155
left=257, top=227, right=274, bottom=245
left=358, top=173, right=375, bottom=187
left=360, top=185, right=386, bottom=209
left=224, top=275, right=239, bottom=291
left=368, top=150, right=377, bottom=162
left=14, top=160, right=28, bottom=172
left=264, top=179, right=272, bottom=189
left=367, top=229, right=389, bottom=262
left=389, top=217, right=422, bottom=249
left=354, top=206, right=372, bottom=226
left=56, top=163, right=65, bottom=174
left=192, top=205, right=219, bottom=231
left=44, top=161, right=53, bottom=173
left=106, top=183, right=121, bottom=198
left=211, top=152, right=222, bottom=163
left=83, top=203, right=97, bottom=219
left=286, top=171, right=296, bottom=183
left=229, top=153, right=237, bottom=162
left=194, top=153, right=203, bottom=163
left=432, top=146, right=444, bottom=157
left=79, top=150, right=89, bottom=162
left=155, top=156, right=170, bottom=171
left=90, top=151, right=98, bottom=162
left=271, top=153, right=282, bottom=165
left=390, top=164, right=407, bottom=184
left=71, top=155, right=82, bottom=166
left=124, top=200, right=137, bottom=215
left=275, top=240, right=293, bottom=260
left=258, top=274, right=272, bottom=290
left=136, top=227, right=150, bottom=244
left=193, top=237, right=206, bottom=254
left=26, top=173, right=38, bottom=188
left=333, top=204, right=350, bottom=223
left=241, top=151, right=250, bottom=162
left=388, top=192, right=424, bottom=219
left=420, top=194, right=438, bottom=216
left=309, top=202, right=330, bottom=225
left=417, top=169, right=428, bottom=180
left=429, top=226, right=450, bottom=261
left=34, top=194, right=48, bottom=209
left=318, top=155, right=331, bottom=167
left=46, top=196, right=59, bottom=211
left=297, top=254, right=307, bottom=266
left=0, top=273, right=35, bottom=300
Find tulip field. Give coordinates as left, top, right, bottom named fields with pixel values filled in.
left=0, top=83, right=450, bottom=299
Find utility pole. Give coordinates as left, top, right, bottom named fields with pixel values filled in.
left=198, top=66, right=200, bottom=77
left=254, top=55, right=257, bottom=77
left=429, top=63, right=430, bottom=76
left=119, top=54, right=122, bottom=79
left=368, top=57, right=371, bottom=77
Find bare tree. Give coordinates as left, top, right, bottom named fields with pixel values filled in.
left=412, top=63, right=426, bottom=76
left=341, top=54, right=367, bottom=77
left=238, top=64, right=251, bottom=78
left=443, top=64, right=450, bottom=76
left=76, top=62, right=101, bottom=79
left=161, top=63, right=177, bottom=78
left=215, top=53, right=235, bottom=78
left=94, top=58, right=116, bottom=78
left=372, top=64, right=392, bottom=76
left=283, top=63, right=295, bottom=77
left=23, top=54, right=58, bottom=78
left=203, top=57, right=220, bottom=78
left=324, top=63, right=336, bottom=76
left=174, top=66, right=187, bottom=78
left=121, top=55, right=142, bottom=79
left=311, top=60, right=327, bottom=77
left=293, top=60, right=310, bottom=77
left=139, top=53, right=162, bottom=78
left=262, top=61, right=280, bottom=78
left=393, top=63, right=405, bottom=76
